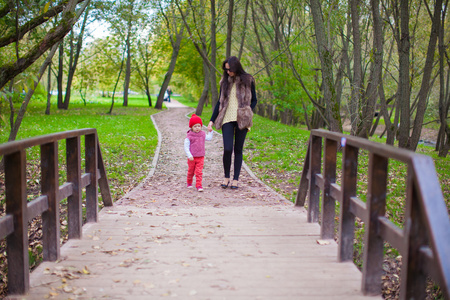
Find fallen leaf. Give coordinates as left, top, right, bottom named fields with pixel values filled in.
left=316, top=239, right=331, bottom=245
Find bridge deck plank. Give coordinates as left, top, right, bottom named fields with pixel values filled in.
left=7, top=205, right=379, bottom=299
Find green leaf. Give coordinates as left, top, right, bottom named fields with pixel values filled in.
left=44, top=2, right=50, bottom=13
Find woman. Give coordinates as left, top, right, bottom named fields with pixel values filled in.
left=207, top=56, right=257, bottom=189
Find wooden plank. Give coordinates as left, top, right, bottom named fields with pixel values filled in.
left=295, top=139, right=310, bottom=207
left=97, top=141, right=113, bottom=206
left=80, top=173, right=90, bottom=188
left=67, top=136, right=82, bottom=239
left=58, top=183, right=73, bottom=201
left=311, top=129, right=415, bottom=163
left=19, top=206, right=379, bottom=300
left=349, top=196, right=368, bottom=223
left=315, top=174, right=324, bottom=189
left=85, top=133, right=98, bottom=222
left=411, top=156, right=450, bottom=298
left=308, top=135, right=322, bottom=223
left=338, top=145, right=358, bottom=262
left=378, top=216, right=404, bottom=254
left=330, top=183, right=341, bottom=203
left=0, top=215, right=14, bottom=240
left=41, top=141, right=60, bottom=262
left=321, top=138, right=337, bottom=239
left=362, top=153, right=388, bottom=295
left=5, top=150, right=29, bottom=294
left=0, top=128, right=96, bottom=156
left=27, top=196, right=49, bottom=221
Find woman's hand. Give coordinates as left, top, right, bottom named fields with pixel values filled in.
left=207, top=121, right=214, bottom=132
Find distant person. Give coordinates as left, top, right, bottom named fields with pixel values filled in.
left=185, top=114, right=213, bottom=192
left=207, top=56, right=257, bottom=190
left=167, top=87, right=172, bottom=102
left=163, top=90, right=169, bottom=102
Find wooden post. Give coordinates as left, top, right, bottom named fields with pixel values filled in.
left=85, top=133, right=98, bottom=222
left=67, top=137, right=82, bottom=238
left=97, top=141, right=113, bottom=207
left=400, top=168, right=427, bottom=299
left=362, top=153, right=388, bottom=295
left=41, top=142, right=60, bottom=261
left=307, top=135, right=322, bottom=223
left=5, top=150, right=29, bottom=294
left=295, top=138, right=310, bottom=207
left=338, top=144, right=358, bottom=261
left=321, top=138, right=337, bottom=239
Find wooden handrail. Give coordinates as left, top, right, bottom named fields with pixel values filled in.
left=0, top=128, right=112, bottom=295
left=296, top=129, right=450, bottom=299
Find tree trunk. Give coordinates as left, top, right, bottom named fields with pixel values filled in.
left=108, top=48, right=127, bottom=114
left=358, top=0, right=383, bottom=138
left=195, top=61, right=210, bottom=116
left=46, top=62, right=52, bottom=115
left=350, top=0, right=362, bottom=135
left=226, top=0, right=234, bottom=58
left=8, top=43, right=59, bottom=142
left=310, top=0, right=342, bottom=132
left=155, top=26, right=184, bottom=110
left=437, top=2, right=449, bottom=157
left=408, top=0, right=442, bottom=150
left=238, top=0, right=250, bottom=60
left=123, top=28, right=132, bottom=107
left=397, top=0, right=411, bottom=148
left=209, top=0, right=218, bottom=108
left=63, top=7, right=89, bottom=110
left=7, top=79, right=14, bottom=129
left=57, top=41, right=64, bottom=109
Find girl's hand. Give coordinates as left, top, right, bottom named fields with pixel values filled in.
left=207, top=121, right=213, bottom=132
left=189, top=157, right=194, bottom=161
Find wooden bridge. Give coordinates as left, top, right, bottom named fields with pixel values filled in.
left=0, top=105, right=449, bottom=299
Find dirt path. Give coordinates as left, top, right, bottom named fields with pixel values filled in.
left=116, top=100, right=289, bottom=208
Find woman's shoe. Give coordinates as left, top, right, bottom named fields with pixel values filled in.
left=230, top=180, right=239, bottom=189
left=221, top=178, right=230, bottom=189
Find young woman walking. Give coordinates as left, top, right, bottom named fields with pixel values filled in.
left=207, top=56, right=257, bottom=189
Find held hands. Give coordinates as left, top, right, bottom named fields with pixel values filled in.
left=207, top=121, right=214, bottom=132
left=189, top=157, right=194, bottom=161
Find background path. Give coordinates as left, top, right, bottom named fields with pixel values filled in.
left=7, top=101, right=379, bottom=299
left=117, top=99, right=288, bottom=208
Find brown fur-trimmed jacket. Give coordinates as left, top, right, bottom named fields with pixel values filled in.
left=211, top=74, right=257, bottom=130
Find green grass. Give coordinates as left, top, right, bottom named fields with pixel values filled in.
left=1, top=95, right=161, bottom=203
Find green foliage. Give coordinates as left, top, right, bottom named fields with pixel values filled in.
left=0, top=94, right=160, bottom=201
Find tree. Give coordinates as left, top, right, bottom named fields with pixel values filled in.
left=176, top=0, right=221, bottom=109
left=58, top=6, right=91, bottom=109
left=0, top=0, right=90, bottom=90
left=154, top=0, right=185, bottom=110
left=101, top=0, right=150, bottom=106
left=134, top=39, right=157, bottom=107
left=309, top=0, right=342, bottom=132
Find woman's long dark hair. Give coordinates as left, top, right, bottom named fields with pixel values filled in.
left=221, top=56, right=250, bottom=99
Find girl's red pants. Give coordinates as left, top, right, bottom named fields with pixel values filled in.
left=187, top=156, right=204, bottom=188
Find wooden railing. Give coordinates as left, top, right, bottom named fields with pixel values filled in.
left=0, top=129, right=112, bottom=295
left=296, top=129, right=450, bottom=298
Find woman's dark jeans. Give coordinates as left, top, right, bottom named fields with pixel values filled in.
left=221, top=122, right=248, bottom=181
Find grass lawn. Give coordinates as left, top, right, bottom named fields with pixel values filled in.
left=1, top=95, right=161, bottom=203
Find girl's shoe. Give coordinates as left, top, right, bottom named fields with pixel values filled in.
left=187, top=184, right=193, bottom=189
left=197, top=186, right=203, bottom=192
left=221, top=178, right=230, bottom=189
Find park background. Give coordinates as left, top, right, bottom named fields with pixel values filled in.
left=1, top=0, right=449, bottom=298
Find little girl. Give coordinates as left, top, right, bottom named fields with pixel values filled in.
left=184, top=114, right=213, bottom=192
